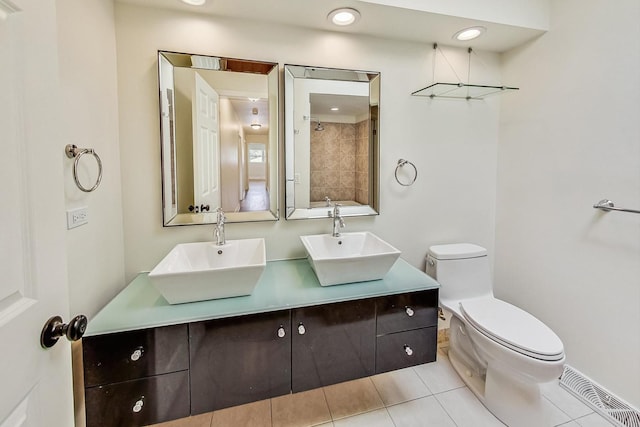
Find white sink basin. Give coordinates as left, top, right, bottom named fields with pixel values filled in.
left=300, top=232, right=401, bottom=286
left=148, top=239, right=266, bottom=304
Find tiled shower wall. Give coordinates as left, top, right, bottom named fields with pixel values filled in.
left=355, top=119, right=369, bottom=205
left=310, top=120, right=369, bottom=204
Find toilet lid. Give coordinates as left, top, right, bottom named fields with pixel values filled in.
left=460, top=298, right=564, bottom=361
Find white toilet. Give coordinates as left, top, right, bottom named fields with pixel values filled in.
left=426, top=243, right=565, bottom=427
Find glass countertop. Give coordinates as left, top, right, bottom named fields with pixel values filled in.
left=85, top=258, right=439, bottom=336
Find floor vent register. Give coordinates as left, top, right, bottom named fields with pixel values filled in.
left=559, top=365, right=640, bottom=427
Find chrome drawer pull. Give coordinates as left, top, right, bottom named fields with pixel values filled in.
left=404, top=345, right=413, bottom=356
left=298, top=323, right=306, bottom=335
left=405, top=307, right=414, bottom=317
left=130, top=347, right=144, bottom=362
left=132, top=397, right=144, bottom=413
left=277, top=326, right=286, bottom=338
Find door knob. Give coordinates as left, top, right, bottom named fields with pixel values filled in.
left=40, top=314, right=88, bottom=348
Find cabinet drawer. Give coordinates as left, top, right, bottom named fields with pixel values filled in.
left=375, top=327, right=437, bottom=374
left=376, top=290, right=438, bottom=335
left=85, top=370, right=189, bottom=427
left=83, top=324, right=188, bottom=387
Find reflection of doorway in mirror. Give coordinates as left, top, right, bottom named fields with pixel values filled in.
left=240, top=142, right=269, bottom=212
left=309, top=120, right=369, bottom=205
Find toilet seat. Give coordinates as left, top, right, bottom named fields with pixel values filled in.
left=460, top=298, right=564, bottom=361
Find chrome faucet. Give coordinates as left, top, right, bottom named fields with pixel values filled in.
left=331, top=204, right=345, bottom=237
left=214, top=208, right=226, bottom=246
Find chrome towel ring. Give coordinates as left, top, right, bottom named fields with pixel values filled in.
left=65, top=144, right=103, bottom=193
left=395, top=159, right=417, bottom=186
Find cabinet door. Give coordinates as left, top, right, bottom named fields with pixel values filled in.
left=292, top=299, right=375, bottom=393
left=189, top=310, right=291, bottom=414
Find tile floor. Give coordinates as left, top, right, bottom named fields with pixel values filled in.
left=149, top=347, right=614, bottom=427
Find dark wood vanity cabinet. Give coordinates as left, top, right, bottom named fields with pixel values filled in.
left=375, top=291, right=439, bottom=373
left=189, top=310, right=292, bottom=414
left=292, top=299, right=376, bottom=392
left=81, top=289, right=438, bottom=426
left=82, top=324, right=190, bottom=427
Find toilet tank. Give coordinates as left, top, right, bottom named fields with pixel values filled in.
left=426, top=244, right=493, bottom=304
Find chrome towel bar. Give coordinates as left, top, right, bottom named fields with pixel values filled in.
left=593, top=199, right=640, bottom=215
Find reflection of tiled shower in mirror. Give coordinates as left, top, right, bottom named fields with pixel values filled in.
left=309, top=120, right=369, bottom=206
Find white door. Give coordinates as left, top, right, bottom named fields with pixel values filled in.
left=0, top=2, right=74, bottom=426
left=192, top=72, right=221, bottom=212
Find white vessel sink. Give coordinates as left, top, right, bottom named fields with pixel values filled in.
left=148, top=239, right=266, bottom=304
left=300, top=232, right=401, bottom=286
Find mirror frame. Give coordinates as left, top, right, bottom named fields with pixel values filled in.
left=284, top=64, right=380, bottom=220
left=158, top=50, right=279, bottom=226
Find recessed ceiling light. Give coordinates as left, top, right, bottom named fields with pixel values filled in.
left=328, top=8, right=361, bottom=26
left=330, top=107, right=340, bottom=111
left=181, top=0, right=206, bottom=5
left=453, top=26, right=486, bottom=41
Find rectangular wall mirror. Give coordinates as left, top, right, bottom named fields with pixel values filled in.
left=158, top=51, right=279, bottom=226
left=284, top=64, right=380, bottom=220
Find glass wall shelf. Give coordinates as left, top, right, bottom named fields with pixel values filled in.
left=411, top=82, right=519, bottom=100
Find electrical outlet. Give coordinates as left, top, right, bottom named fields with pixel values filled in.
left=294, top=173, right=300, bottom=184
left=67, top=207, right=88, bottom=229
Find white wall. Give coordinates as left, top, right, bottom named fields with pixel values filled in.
left=359, top=0, right=549, bottom=30
left=57, top=0, right=125, bottom=319
left=496, top=0, right=640, bottom=408
left=114, top=3, right=502, bottom=282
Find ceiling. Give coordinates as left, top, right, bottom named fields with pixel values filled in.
left=117, top=0, right=545, bottom=53
left=229, top=98, right=269, bottom=136
left=310, top=94, right=369, bottom=119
